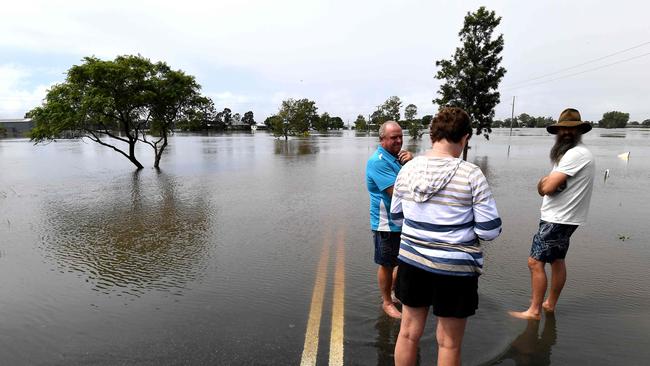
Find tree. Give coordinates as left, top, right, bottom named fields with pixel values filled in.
left=218, top=108, right=233, bottom=127
left=242, top=111, right=255, bottom=125
left=599, top=111, right=629, bottom=128
left=642, top=119, right=650, bottom=127
left=434, top=7, right=506, bottom=159
left=232, top=113, right=241, bottom=124
left=381, top=96, right=402, bottom=122
left=273, top=98, right=318, bottom=139
left=534, top=116, right=554, bottom=128
left=29, top=55, right=208, bottom=169
left=313, top=112, right=331, bottom=132
left=329, top=116, right=344, bottom=130
left=421, top=114, right=433, bottom=127
left=517, top=113, right=534, bottom=128
left=404, top=104, right=418, bottom=121
left=146, top=63, right=205, bottom=168
left=176, top=96, right=216, bottom=132
left=354, top=114, right=368, bottom=131
left=370, top=96, right=403, bottom=126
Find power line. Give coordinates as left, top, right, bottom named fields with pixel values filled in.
left=505, top=40, right=650, bottom=88
left=501, top=51, right=650, bottom=92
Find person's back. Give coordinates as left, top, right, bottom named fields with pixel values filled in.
left=391, top=107, right=501, bottom=366
left=392, top=156, right=501, bottom=276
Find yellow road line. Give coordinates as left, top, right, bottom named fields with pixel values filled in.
left=300, top=233, right=331, bottom=366
left=329, top=229, right=346, bottom=366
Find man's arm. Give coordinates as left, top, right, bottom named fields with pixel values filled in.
left=537, top=171, right=568, bottom=196
left=385, top=186, right=394, bottom=197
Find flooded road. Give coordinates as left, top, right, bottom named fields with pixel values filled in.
left=1, top=129, right=649, bottom=365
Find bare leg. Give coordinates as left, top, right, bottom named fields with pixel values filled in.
left=395, top=305, right=429, bottom=366
left=436, top=316, right=467, bottom=366
left=378, top=265, right=401, bottom=318
left=543, top=259, right=566, bottom=312
left=391, top=266, right=401, bottom=304
left=509, top=257, right=546, bottom=320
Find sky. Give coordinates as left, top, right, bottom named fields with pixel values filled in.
left=1, top=0, right=649, bottom=123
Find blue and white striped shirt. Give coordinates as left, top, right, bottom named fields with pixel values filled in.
left=390, top=156, right=501, bottom=276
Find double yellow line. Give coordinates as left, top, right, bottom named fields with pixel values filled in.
left=300, top=229, right=346, bottom=366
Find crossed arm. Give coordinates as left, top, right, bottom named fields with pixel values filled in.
left=537, top=171, right=568, bottom=196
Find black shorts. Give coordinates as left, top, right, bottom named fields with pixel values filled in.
left=372, top=230, right=400, bottom=267
left=395, top=260, right=478, bottom=318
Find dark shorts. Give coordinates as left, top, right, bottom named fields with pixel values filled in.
left=395, top=260, right=478, bottom=318
left=530, top=220, right=578, bottom=263
left=372, top=230, right=400, bottom=267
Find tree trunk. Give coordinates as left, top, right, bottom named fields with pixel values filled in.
left=153, top=133, right=168, bottom=169
left=128, top=140, right=144, bottom=169
left=463, top=143, right=469, bottom=161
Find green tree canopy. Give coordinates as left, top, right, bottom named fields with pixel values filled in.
left=176, top=96, right=216, bottom=132
left=29, top=55, right=206, bottom=169
left=271, top=98, right=318, bottom=139
left=599, top=111, right=629, bottom=128
left=242, top=111, right=255, bottom=125
left=313, top=112, right=331, bottom=132
left=354, top=115, right=368, bottom=131
left=371, top=96, right=403, bottom=125
left=404, top=104, right=418, bottom=121
left=329, top=116, right=344, bottom=130
left=421, top=114, right=433, bottom=127
left=642, top=119, right=650, bottom=127
left=434, top=7, right=506, bottom=158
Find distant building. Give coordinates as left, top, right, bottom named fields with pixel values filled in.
left=0, top=118, right=34, bottom=137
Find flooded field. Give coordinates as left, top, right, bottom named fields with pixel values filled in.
left=1, top=128, right=649, bottom=365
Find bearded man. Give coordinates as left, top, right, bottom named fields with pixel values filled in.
left=510, top=108, right=595, bottom=320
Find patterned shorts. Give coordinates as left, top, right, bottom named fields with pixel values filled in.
left=530, top=220, right=578, bottom=263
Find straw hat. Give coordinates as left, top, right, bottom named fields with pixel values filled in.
left=546, top=108, right=592, bottom=134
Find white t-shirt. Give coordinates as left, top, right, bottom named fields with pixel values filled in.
left=540, top=144, right=595, bottom=225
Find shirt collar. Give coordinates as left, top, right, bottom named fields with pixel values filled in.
left=377, top=146, right=399, bottom=164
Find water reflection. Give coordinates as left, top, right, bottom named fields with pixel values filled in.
left=374, top=313, right=402, bottom=366
left=599, top=133, right=626, bottom=138
left=274, top=139, right=319, bottom=156
left=39, top=171, right=211, bottom=296
left=481, top=314, right=557, bottom=366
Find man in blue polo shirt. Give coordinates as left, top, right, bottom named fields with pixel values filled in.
left=366, top=121, right=413, bottom=319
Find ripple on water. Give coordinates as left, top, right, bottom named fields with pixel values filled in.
left=37, top=175, right=213, bottom=298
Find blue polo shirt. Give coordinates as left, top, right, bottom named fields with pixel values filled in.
left=366, top=146, right=403, bottom=232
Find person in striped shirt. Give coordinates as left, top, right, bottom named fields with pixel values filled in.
left=392, top=107, right=502, bottom=366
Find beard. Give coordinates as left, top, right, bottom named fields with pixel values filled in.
left=550, top=132, right=581, bottom=164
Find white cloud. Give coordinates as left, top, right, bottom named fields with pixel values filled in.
left=0, top=65, right=52, bottom=118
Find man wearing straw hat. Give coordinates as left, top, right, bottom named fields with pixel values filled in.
left=510, top=108, right=595, bottom=320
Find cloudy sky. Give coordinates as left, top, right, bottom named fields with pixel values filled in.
left=1, top=0, right=649, bottom=123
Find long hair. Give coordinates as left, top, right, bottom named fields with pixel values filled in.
left=550, top=131, right=581, bottom=164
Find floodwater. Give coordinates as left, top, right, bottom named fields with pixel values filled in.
left=0, top=128, right=649, bottom=365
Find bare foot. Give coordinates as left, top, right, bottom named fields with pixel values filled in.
left=542, top=301, right=555, bottom=313
left=508, top=310, right=541, bottom=320
left=383, top=303, right=402, bottom=319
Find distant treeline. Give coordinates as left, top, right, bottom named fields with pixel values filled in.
left=494, top=111, right=650, bottom=129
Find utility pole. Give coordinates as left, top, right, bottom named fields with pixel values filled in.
left=507, top=96, right=516, bottom=157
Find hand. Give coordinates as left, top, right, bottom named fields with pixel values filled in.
left=397, top=150, right=413, bottom=164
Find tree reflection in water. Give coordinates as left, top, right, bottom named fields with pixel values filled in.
left=274, top=139, right=319, bottom=156
left=39, top=170, right=211, bottom=296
